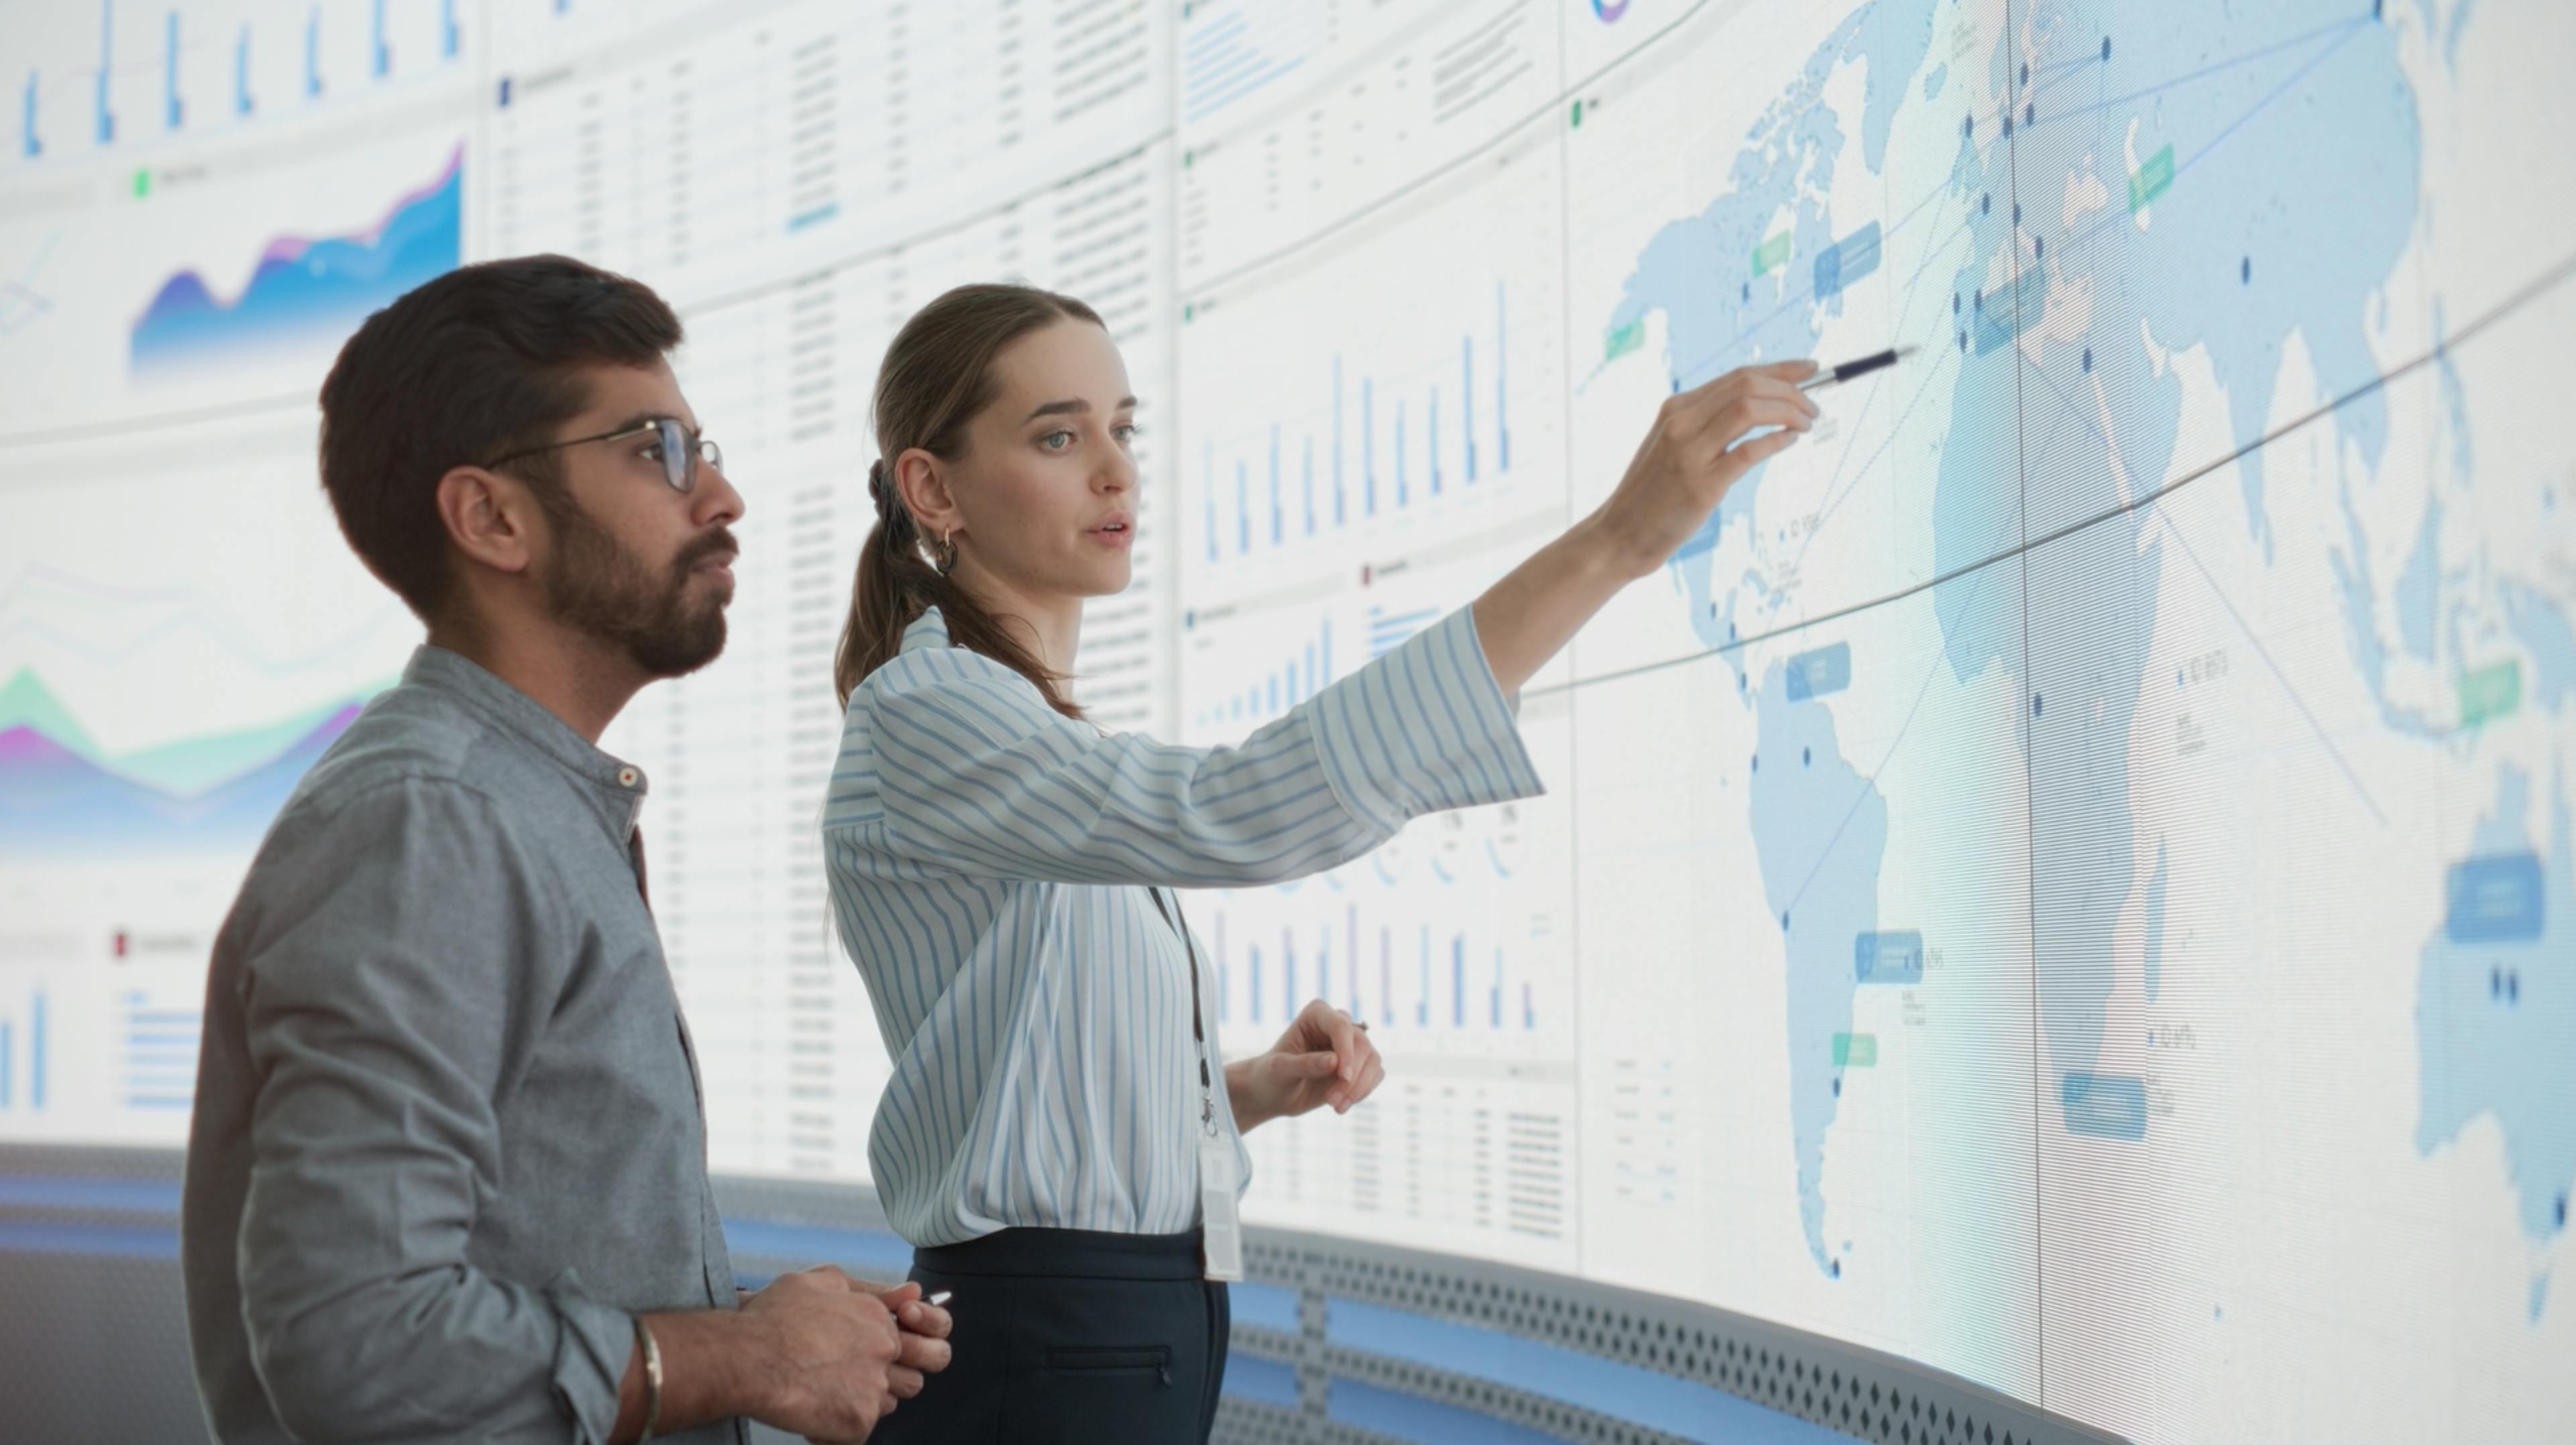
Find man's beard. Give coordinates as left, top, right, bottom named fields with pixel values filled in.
left=543, top=502, right=734, bottom=678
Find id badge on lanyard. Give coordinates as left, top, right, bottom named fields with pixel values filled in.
left=1198, top=1132, right=1244, bottom=1281
left=1152, top=888, right=1246, bottom=1282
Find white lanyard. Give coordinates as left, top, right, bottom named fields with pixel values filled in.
left=1150, top=888, right=1244, bottom=1281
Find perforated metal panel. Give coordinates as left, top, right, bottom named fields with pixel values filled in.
left=1214, top=1395, right=1419, bottom=1445
left=1217, top=1228, right=2131, bottom=1445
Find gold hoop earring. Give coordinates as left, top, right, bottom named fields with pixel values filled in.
left=937, top=529, right=959, bottom=576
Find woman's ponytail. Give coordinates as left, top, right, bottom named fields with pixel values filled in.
left=833, top=460, right=939, bottom=706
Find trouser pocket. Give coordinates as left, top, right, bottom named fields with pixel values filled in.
left=1044, top=1343, right=1175, bottom=1387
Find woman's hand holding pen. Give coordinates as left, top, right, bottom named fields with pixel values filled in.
left=1591, top=358, right=1821, bottom=580
left=1470, top=358, right=1819, bottom=696
left=1226, top=999, right=1385, bottom=1131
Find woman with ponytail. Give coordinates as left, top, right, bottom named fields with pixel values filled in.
left=822, top=282, right=1816, bottom=1442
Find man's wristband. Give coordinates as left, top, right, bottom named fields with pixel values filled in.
left=633, top=1314, right=664, bottom=1443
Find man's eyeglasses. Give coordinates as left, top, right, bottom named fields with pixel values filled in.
left=482, top=417, right=723, bottom=494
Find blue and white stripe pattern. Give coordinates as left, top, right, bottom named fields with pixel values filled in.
left=822, top=603, right=1544, bottom=1247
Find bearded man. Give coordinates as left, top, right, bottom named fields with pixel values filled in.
left=180, top=255, right=949, bottom=1445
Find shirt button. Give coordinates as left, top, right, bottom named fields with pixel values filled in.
left=617, top=767, right=640, bottom=788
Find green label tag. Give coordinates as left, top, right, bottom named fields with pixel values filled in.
left=2128, top=145, right=2174, bottom=213
left=2460, top=659, right=2522, bottom=728
left=1753, top=231, right=1792, bottom=276
left=1833, top=1033, right=1878, bottom=1067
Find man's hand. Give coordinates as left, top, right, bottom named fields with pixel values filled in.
left=1227, top=999, right=1384, bottom=1131
left=736, top=1265, right=906, bottom=1441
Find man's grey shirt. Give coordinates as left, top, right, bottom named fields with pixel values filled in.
left=182, top=646, right=743, bottom=1444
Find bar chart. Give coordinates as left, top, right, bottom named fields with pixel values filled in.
left=1195, top=281, right=1520, bottom=568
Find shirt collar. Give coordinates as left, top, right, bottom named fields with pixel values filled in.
left=900, top=606, right=955, bottom=655
left=402, top=645, right=650, bottom=833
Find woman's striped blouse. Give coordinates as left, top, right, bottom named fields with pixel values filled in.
left=821, top=602, right=1544, bottom=1247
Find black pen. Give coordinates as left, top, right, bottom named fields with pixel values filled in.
left=1799, top=345, right=1915, bottom=390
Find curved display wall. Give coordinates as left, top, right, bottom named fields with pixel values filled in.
left=2, top=3, right=2571, bottom=1442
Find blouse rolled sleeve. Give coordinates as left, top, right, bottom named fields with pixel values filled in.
left=860, top=605, right=1543, bottom=888
left=1306, top=603, right=1544, bottom=829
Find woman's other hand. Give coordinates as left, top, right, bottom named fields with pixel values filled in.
left=1226, top=1000, right=1385, bottom=1130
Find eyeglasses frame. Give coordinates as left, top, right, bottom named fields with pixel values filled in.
left=480, top=417, right=722, bottom=494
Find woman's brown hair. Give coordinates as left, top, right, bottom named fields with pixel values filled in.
left=834, top=282, right=1109, bottom=713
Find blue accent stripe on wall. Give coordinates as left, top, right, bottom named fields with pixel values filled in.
left=1328, top=1376, right=1569, bottom=1444
left=1230, top=1279, right=1300, bottom=1333
left=0, top=1177, right=183, bottom=1214
left=0, top=1221, right=181, bottom=1261
left=1224, top=1352, right=1301, bottom=1407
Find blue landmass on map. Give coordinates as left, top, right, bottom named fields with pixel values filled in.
left=1605, top=0, right=1939, bottom=671
left=1609, top=0, right=2426, bottom=1276
left=1934, top=0, right=2419, bottom=1129
left=2415, top=765, right=2576, bottom=1319
left=2395, top=497, right=2444, bottom=661
left=2101, top=6, right=2418, bottom=559
left=2330, top=481, right=2449, bottom=739
left=1606, top=0, right=1935, bottom=1277
left=1749, top=659, right=1887, bottom=1275
left=2142, top=839, right=2170, bottom=1004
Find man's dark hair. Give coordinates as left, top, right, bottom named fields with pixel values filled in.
left=317, top=254, right=684, bottom=620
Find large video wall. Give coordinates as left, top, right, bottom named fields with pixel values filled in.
left=2, top=2, right=2570, bottom=1439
